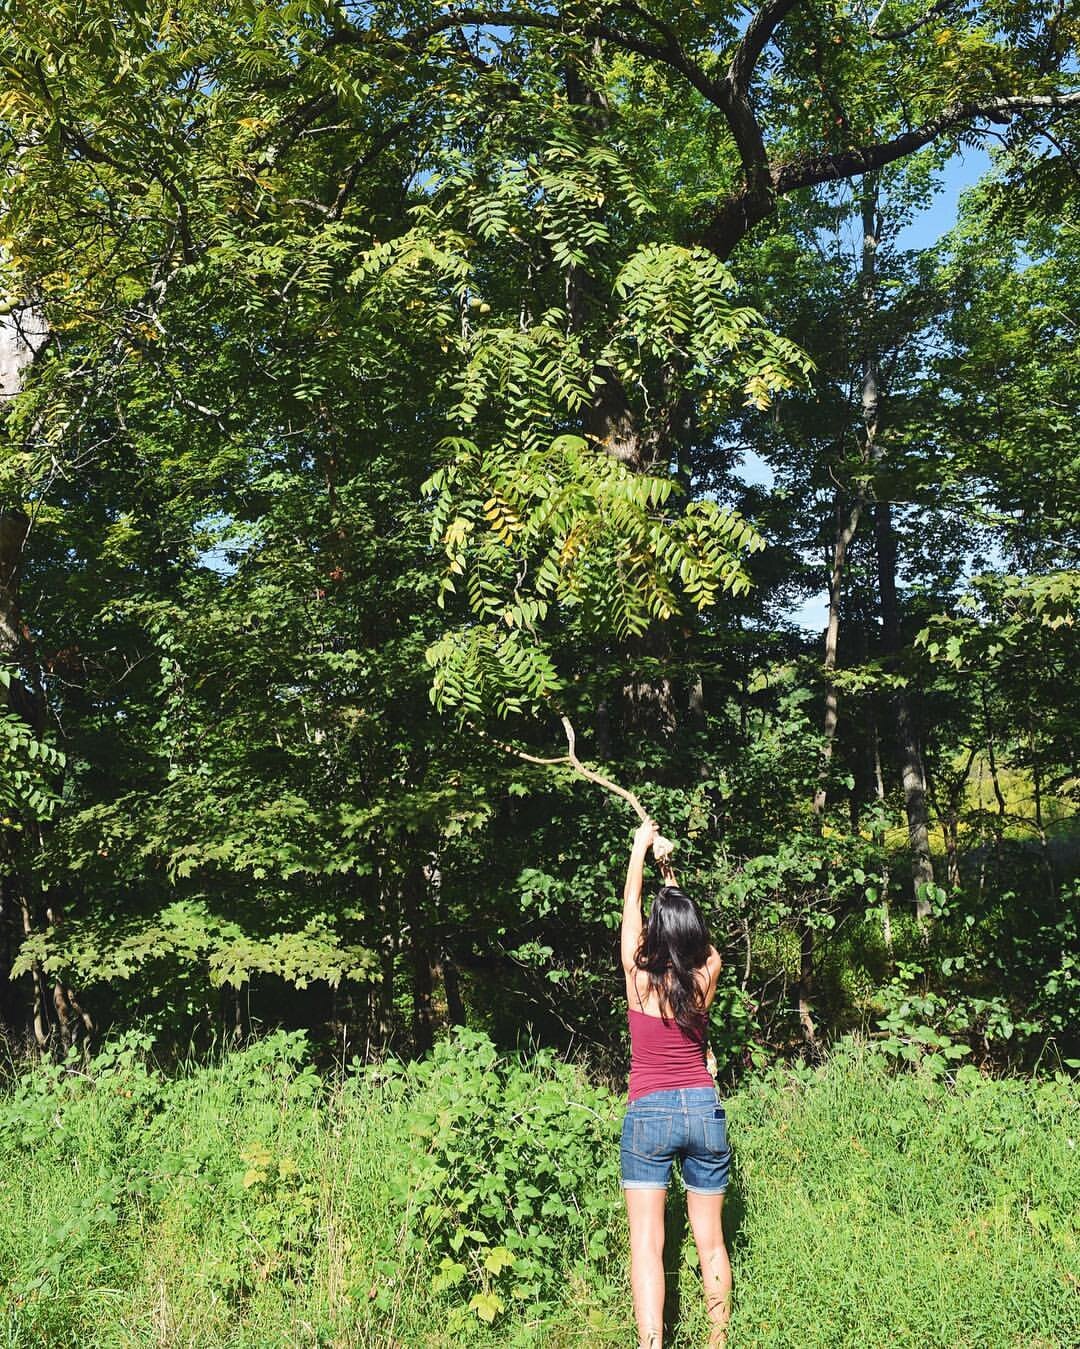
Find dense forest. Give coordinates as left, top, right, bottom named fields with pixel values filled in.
left=0, top=0, right=1077, bottom=1086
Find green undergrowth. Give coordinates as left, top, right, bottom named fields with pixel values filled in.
left=0, top=1029, right=1076, bottom=1347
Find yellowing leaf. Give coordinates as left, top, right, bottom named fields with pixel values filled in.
left=483, top=1246, right=515, bottom=1275
left=469, top=1291, right=503, bottom=1324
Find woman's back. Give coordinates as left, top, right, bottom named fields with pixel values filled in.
left=627, top=1004, right=712, bottom=1101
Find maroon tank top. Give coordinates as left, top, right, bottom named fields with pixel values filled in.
left=627, top=1006, right=713, bottom=1102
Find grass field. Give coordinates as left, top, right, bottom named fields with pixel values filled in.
left=0, top=1032, right=1076, bottom=1348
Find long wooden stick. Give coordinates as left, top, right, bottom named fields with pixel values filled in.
left=559, top=715, right=649, bottom=820
left=473, top=715, right=675, bottom=866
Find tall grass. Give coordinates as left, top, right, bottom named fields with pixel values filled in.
left=0, top=1031, right=1075, bottom=1347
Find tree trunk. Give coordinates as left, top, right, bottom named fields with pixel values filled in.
left=375, top=940, right=396, bottom=1050
left=796, top=920, right=817, bottom=1056
left=986, top=738, right=1007, bottom=823
left=43, top=889, right=93, bottom=1052
left=404, top=865, right=434, bottom=1056
left=874, top=498, right=935, bottom=915
left=562, top=53, right=653, bottom=472
left=856, top=185, right=935, bottom=918
left=925, top=746, right=975, bottom=893
left=800, top=184, right=887, bottom=1053
left=371, top=863, right=398, bottom=1054
left=687, top=672, right=705, bottom=734
left=0, top=298, right=56, bottom=1046
left=870, top=713, right=894, bottom=966
left=799, top=493, right=862, bottom=1057
left=812, top=492, right=864, bottom=819
left=0, top=300, right=48, bottom=402
left=620, top=673, right=677, bottom=738
left=943, top=816, right=961, bottom=889
left=0, top=511, right=29, bottom=672
left=442, top=956, right=465, bottom=1027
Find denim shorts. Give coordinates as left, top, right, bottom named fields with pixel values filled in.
left=620, top=1087, right=731, bottom=1195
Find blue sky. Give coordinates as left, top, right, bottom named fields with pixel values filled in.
left=896, top=145, right=993, bottom=251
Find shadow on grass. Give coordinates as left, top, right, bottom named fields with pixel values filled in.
left=662, top=1170, right=745, bottom=1343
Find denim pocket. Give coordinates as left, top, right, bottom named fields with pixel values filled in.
left=631, top=1113, right=674, bottom=1159
left=701, top=1111, right=729, bottom=1156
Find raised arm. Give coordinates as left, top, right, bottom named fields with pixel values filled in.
left=621, top=818, right=658, bottom=972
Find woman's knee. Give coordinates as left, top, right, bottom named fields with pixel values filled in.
left=629, top=1224, right=665, bottom=1260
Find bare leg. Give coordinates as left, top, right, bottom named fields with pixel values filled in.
left=686, top=1189, right=731, bottom=1348
left=624, top=1186, right=667, bottom=1348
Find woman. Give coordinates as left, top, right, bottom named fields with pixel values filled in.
left=620, top=817, right=731, bottom=1349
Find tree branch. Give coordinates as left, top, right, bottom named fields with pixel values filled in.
left=702, top=87, right=1080, bottom=257
left=727, top=0, right=801, bottom=96
left=327, top=8, right=727, bottom=105
left=330, top=9, right=661, bottom=66
left=772, top=89, right=1080, bottom=196
left=471, top=715, right=648, bottom=815
left=870, top=0, right=959, bottom=43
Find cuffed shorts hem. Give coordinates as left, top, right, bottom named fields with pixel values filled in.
left=621, top=1180, right=669, bottom=1191
left=683, top=1183, right=727, bottom=1196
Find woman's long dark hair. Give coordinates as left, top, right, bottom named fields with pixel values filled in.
left=634, top=885, right=711, bottom=1032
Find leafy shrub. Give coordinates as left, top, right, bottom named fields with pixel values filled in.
left=0, top=1029, right=326, bottom=1307
left=368, top=1026, right=621, bottom=1328
left=869, top=964, right=1045, bottom=1075
left=990, top=877, right=1080, bottom=1056
left=134, top=1029, right=326, bottom=1301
